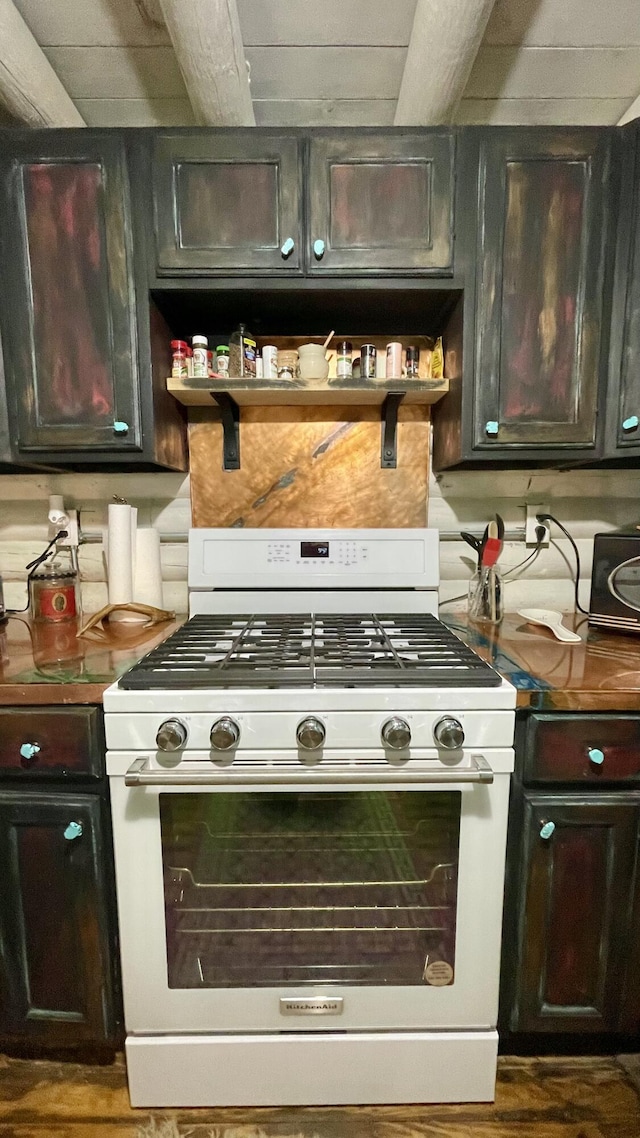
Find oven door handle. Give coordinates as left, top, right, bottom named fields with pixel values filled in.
left=123, top=754, right=494, bottom=787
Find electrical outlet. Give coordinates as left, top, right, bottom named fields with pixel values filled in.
left=525, top=502, right=550, bottom=547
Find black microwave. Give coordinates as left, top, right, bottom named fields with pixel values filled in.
left=590, top=527, right=640, bottom=634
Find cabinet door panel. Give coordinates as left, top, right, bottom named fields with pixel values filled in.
left=511, top=795, right=637, bottom=1033
left=153, top=133, right=302, bottom=273
left=0, top=792, right=115, bottom=1046
left=474, top=130, right=611, bottom=451
left=0, top=133, right=140, bottom=453
left=608, top=123, right=640, bottom=454
left=308, top=132, right=453, bottom=273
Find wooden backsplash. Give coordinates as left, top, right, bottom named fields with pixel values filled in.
left=189, top=405, right=429, bottom=528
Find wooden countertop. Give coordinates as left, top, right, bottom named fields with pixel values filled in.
left=446, top=611, right=640, bottom=711
left=2, top=609, right=640, bottom=713
left=0, top=614, right=184, bottom=705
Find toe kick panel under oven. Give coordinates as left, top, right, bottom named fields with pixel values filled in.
left=108, top=749, right=512, bottom=1036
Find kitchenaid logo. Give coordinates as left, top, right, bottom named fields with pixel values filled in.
left=280, top=997, right=344, bottom=1016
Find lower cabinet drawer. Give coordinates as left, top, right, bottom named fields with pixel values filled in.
left=524, top=713, right=640, bottom=784
left=0, top=707, right=103, bottom=779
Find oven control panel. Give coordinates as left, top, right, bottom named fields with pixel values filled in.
left=189, top=528, right=440, bottom=590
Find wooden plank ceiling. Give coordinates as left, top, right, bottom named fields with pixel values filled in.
left=9, top=0, right=640, bottom=127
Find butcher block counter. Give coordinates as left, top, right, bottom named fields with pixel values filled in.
left=446, top=611, right=640, bottom=711
left=0, top=614, right=184, bottom=705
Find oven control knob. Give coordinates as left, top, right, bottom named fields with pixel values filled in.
left=156, top=718, right=188, bottom=752
left=210, top=717, right=240, bottom=751
left=433, top=716, right=465, bottom=750
left=297, top=717, right=326, bottom=751
left=381, top=717, right=411, bottom=750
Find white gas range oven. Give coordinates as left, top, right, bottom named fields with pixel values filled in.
left=104, top=528, right=515, bottom=1108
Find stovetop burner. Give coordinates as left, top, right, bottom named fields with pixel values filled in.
left=119, top=614, right=502, bottom=690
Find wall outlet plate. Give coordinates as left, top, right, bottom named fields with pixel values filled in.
left=525, top=502, right=550, bottom=547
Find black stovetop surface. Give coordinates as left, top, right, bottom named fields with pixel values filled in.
left=119, top=613, right=502, bottom=690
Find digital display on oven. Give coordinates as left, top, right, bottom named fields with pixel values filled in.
left=301, top=541, right=330, bottom=558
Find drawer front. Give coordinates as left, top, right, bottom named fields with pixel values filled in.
left=0, top=708, right=103, bottom=779
left=525, top=714, right=640, bottom=785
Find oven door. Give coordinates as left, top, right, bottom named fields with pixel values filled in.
left=108, top=751, right=512, bottom=1035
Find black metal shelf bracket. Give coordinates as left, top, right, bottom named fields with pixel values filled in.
left=381, top=392, right=405, bottom=469
left=212, top=392, right=241, bottom=470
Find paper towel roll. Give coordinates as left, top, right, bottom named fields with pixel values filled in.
left=107, top=504, right=133, bottom=607
left=134, top=527, right=163, bottom=609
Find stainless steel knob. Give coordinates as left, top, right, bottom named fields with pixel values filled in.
left=297, top=717, right=326, bottom=751
left=210, top=717, right=240, bottom=751
left=381, top=717, right=411, bottom=750
left=433, top=716, right=465, bottom=750
left=156, top=718, right=188, bottom=752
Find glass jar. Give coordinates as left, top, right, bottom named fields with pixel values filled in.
left=468, top=566, right=503, bottom=626
left=170, top=339, right=188, bottom=378
left=30, top=565, right=81, bottom=623
left=191, top=335, right=208, bottom=378
left=336, top=341, right=353, bottom=380
left=277, top=349, right=299, bottom=381
left=360, top=343, right=377, bottom=380
left=230, top=323, right=256, bottom=378
left=298, top=343, right=329, bottom=384
left=405, top=345, right=420, bottom=378
left=215, top=345, right=229, bottom=375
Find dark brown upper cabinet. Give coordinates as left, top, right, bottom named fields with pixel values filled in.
left=606, top=121, right=640, bottom=458
left=509, top=793, right=639, bottom=1035
left=433, top=128, right=616, bottom=469
left=0, top=130, right=186, bottom=470
left=307, top=131, right=454, bottom=274
left=153, top=131, right=303, bottom=275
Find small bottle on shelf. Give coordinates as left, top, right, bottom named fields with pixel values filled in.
left=229, top=323, right=257, bottom=378
left=405, top=345, right=420, bottom=378
left=192, top=335, right=208, bottom=378
left=215, top=345, right=230, bottom=376
left=335, top=341, right=353, bottom=381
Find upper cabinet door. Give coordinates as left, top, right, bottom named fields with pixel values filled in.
left=607, top=123, right=640, bottom=456
left=0, top=132, right=141, bottom=454
left=307, top=132, right=454, bottom=274
left=153, top=132, right=303, bottom=274
left=473, top=130, right=612, bottom=453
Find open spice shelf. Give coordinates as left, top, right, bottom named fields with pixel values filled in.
left=166, top=376, right=450, bottom=407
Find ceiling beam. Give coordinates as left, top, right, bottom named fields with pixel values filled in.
left=0, top=0, right=84, bottom=126
left=395, top=0, right=497, bottom=125
left=158, top=0, right=254, bottom=126
left=619, top=91, right=640, bottom=125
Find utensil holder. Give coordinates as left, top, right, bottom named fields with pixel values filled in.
left=468, top=566, right=503, bottom=626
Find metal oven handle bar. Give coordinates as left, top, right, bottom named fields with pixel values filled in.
left=124, top=754, right=494, bottom=787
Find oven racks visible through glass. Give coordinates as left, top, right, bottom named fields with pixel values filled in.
left=120, top=612, right=502, bottom=689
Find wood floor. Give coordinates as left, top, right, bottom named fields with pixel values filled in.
left=1, top=1052, right=639, bottom=1137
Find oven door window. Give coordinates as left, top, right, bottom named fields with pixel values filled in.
left=160, top=791, right=460, bottom=988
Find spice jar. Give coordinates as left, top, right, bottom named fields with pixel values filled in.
left=405, top=345, right=420, bottom=378
left=386, top=342, right=402, bottom=378
left=277, top=349, right=298, bottom=381
left=207, top=349, right=214, bottom=377
left=216, top=345, right=229, bottom=375
left=229, top=323, right=257, bottom=378
left=360, top=343, right=377, bottom=380
left=336, top=341, right=353, bottom=380
left=262, top=345, right=278, bottom=380
left=192, top=335, right=208, bottom=378
left=170, top=340, right=189, bottom=378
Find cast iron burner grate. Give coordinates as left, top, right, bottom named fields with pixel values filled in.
left=119, top=614, right=502, bottom=690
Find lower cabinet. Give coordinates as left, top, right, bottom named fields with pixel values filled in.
left=508, top=795, right=638, bottom=1034
left=0, top=789, right=118, bottom=1050
left=502, top=711, right=640, bottom=1043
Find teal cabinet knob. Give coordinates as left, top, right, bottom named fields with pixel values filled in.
left=485, top=421, right=499, bottom=437
left=313, top=239, right=326, bottom=259
left=63, top=821, right=83, bottom=841
left=20, top=742, right=40, bottom=761
left=588, top=747, right=605, bottom=765
left=622, top=415, right=639, bottom=431
left=540, top=821, right=555, bottom=840
left=280, top=237, right=295, bottom=257
left=113, top=421, right=129, bottom=435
